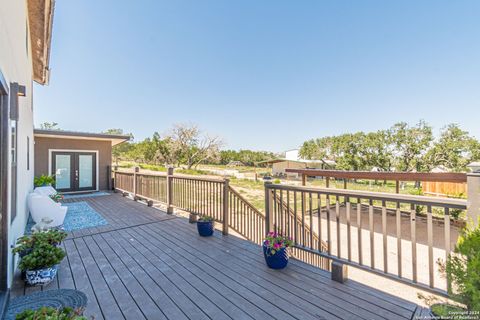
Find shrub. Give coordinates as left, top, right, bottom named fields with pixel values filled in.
left=18, top=242, right=65, bottom=271
left=263, top=232, right=293, bottom=255
left=13, top=230, right=68, bottom=256
left=34, top=175, right=55, bottom=187
left=15, top=306, right=86, bottom=320
left=444, top=225, right=480, bottom=311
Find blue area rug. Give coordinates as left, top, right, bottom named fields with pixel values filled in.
left=62, top=191, right=110, bottom=200
left=26, top=201, right=108, bottom=233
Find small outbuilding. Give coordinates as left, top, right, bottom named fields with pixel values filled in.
left=34, top=129, right=129, bottom=193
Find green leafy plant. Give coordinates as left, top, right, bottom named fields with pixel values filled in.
left=49, top=193, right=64, bottom=203
left=18, top=242, right=65, bottom=271
left=273, top=179, right=281, bottom=184
left=15, top=306, right=86, bottom=320
left=441, top=225, right=480, bottom=311
left=431, top=303, right=466, bottom=318
left=263, top=232, right=293, bottom=256
left=198, top=216, right=213, bottom=222
left=13, top=230, right=68, bottom=256
left=34, top=175, right=55, bottom=187
left=450, top=209, right=464, bottom=221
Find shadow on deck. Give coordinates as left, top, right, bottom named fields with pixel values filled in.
left=12, top=193, right=428, bottom=320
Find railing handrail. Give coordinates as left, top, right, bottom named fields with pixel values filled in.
left=172, top=174, right=226, bottom=183
left=285, top=168, right=467, bottom=183
left=115, top=169, right=226, bottom=182
left=266, top=183, right=467, bottom=209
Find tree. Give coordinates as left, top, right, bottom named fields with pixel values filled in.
left=425, top=124, right=480, bottom=172
left=390, top=121, right=433, bottom=172
left=219, top=150, right=275, bottom=166
left=168, top=124, right=223, bottom=169
left=39, top=122, right=60, bottom=130
left=362, top=130, right=394, bottom=171
left=103, top=129, right=134, bottom=165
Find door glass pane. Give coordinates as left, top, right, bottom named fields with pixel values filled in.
left=79, top=155, right=93, bottom=188
left=55, top=155, right=71, bottom=189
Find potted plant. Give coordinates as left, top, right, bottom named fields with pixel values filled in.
left=13, top=230, right=68, bottom=257
left=18, top=242, right=66, bottom=286
left=197, top=216, right=214, bottom=237
left=15, top=306, right=86, bottom=320
left=432, top=224, right=480, bottom=315
left=34, top=175, right=55, bottom=187
left=49, top=192, right=64, bottom=203
left=263, top=232, right=293, bottom=269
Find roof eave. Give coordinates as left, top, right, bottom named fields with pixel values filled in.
left=28, top=0, right=55, bottom=85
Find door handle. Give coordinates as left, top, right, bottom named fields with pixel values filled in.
left=75, top=170, right=79, bottom=180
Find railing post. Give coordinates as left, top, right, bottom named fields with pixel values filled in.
left=264, top=182, right=273, bottom=235
left=167, top=167, right=174, bottom=214
left=467, top=166, right=480, bottom=228
left=133, top=166, right=139, bottom=200
left=331, top=261, right=348, bottom=283
left=223, top=178, right=230, bottom=235
left=112, top=166, right=117, bottom=192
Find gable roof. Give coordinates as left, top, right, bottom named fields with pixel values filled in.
left=27, top=0, right=55, bottom=85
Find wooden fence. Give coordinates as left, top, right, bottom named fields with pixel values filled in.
left=422, top=181, right=467, bottom=197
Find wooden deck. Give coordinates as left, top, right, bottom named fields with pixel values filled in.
left=12, top=193, right=428, bottom=320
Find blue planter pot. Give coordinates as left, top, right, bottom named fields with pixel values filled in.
left=197, top=220, right=214, bottom=237
left=25, top=265, right=59, bottom=286
left=263, top=243, right=289, bottom=269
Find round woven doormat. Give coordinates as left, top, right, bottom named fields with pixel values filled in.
left=5, top=289, right=87, bottom=319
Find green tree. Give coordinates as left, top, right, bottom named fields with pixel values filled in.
left=390, top=121, right=433, bottom=172
left=39, top=122, right=60, bottom=130
left=103, top=129, right=133, bottom=165
left=362, top=130, right=394, bottom=171
left=425, top=124, right=480, bottom=172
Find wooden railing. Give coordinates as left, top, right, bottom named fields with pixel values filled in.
left=228, top=186, right=264, bottom=245
left=272, top=192, right=330, bottom=270
left=264, top=182, right=467, bottom=295
left=171, top=175, right=225, bottom=222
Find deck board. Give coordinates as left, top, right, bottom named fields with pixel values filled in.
left=144, top=220, right=398, bottom=320
left=12, top=193, right=422, bottom=320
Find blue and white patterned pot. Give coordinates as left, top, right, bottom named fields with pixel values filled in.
left=25, top=265, right=59, bottom=286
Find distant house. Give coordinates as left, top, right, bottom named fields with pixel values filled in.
left=259, top=149, right=335, bottom=179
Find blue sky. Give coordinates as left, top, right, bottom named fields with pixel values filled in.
left=34, top=1, right=480, bottom=152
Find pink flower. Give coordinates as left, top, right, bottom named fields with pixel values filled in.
left=264, top=240, right=270, bottom=246
left=274, top=243, right=280, bottom=249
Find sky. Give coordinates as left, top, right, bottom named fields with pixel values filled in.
left=34, top=1, right=480, bottom=152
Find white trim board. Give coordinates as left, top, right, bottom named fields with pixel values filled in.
left=48, top=149, right=99, bottom=193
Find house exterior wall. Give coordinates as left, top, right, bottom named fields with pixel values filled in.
left=285, top=149, right=300, bottom=161
left=0, top=0, right=35, bottom=287
left=272, top=161, right=307, bottom=178
left=34, top=137, right=112, bottom=191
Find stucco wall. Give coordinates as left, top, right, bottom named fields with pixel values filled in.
left=34, top=137, right=112, bottom=191
left=0, top=0, right=35, bottom=287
